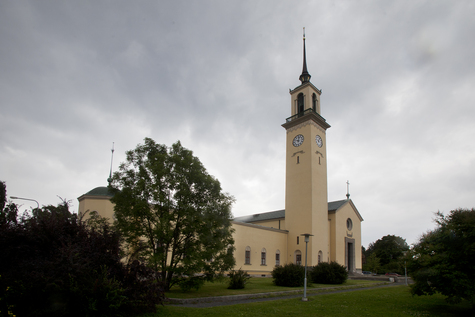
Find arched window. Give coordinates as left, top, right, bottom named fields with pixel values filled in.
left=297, top=93, right=304, bottom=116
left=275, top=249, right=281, bottom=266
left=318, top=250, right=323, bottom=263
left=245, top=246, right=251, bottom=265
left=295, top=250, right=302, bottom=265
left=312, top=93, right=317, bottom=112
left=261, top=248, right=267, bottom=265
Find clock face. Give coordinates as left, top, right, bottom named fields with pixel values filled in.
left=315, top=135, right=323, bottom=148
left=292, top=134, right=304, bottom=147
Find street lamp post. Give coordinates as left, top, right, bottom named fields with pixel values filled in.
left=10, top=196, right=40, bottom=209
left=300, top=233, right=313, bottom=302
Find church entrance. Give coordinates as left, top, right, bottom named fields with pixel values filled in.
left=345, top=237, right=355, bottom=272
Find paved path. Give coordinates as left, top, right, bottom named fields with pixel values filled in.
left=166, top=281, right=408, bottom=308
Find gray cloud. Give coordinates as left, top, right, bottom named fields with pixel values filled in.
left=1, top=0, right=474, bottom=247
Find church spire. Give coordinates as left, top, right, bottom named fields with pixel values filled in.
left=107, top=142, right=115, bottom=185
left=299, top=27, right=311, bottom=84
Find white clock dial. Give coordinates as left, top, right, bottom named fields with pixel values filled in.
left=315, top=135, right=323, bottom=148
left=292, top=134, right=304, bottom=147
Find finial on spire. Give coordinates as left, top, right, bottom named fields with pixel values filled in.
left=299, top=27, right=311, bottom=83
left=346, top=180, right=350, bottom=200
left=108, top=142, right=115, bottom=185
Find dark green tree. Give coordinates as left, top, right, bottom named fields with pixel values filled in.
left=364, top=253, right=381, bottom=274
left=0, top=181, right=18, bottom=226
left=110, top=138, right=235, bottom=291
left=0, top=193, right=164, bottom=317
left=408, top=208, right=475, bottom=310
left=366, top=234, right=409, bottom=273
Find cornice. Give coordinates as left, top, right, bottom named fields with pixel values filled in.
left=282, top=114, right=330, bottom=134
left=232, top=221, right=289, bottom=233
left=289, top=81, right=322, bottom=95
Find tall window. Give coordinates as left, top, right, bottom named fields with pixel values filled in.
left=318, top=250, right=323, bottom=263
left=275, top=250, right=280, bottom=266
left=297, top=93, right=304, bottom=116
left=297, top=236, right=299, bottom=245
left=261, top=248, right=266, bottom=265
left=312, top=93, right=317, bottom=112
left=295, top=250, right=302, bottom=265
left=245, top=246, right=251, bottom=265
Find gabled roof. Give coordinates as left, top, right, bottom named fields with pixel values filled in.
left=328, top=199, right=348, bottom=212
left=233, top=199, right=363, bottom=223
left=328, top=199, right=364, bottom=222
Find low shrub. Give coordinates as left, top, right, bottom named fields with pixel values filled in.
left=178, top=276, right=206, bottom=292
left=227, top=269, right=250, bottom=289
left=271, top=263, right=305, bottom=287
left=310, top=261, right=348, bottom=284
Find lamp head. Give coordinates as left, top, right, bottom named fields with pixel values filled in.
left=300, top=233, right=314, bottom=243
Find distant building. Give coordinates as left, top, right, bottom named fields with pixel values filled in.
left=78, top=35, right=363, bottom=275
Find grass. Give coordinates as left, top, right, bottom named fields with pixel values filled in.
left=165, top=277, right=380, bottom=299
left=154, top=285, right=472, bottom=317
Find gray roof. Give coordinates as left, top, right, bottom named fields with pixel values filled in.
left=233, top=209, right=285, bottom=223
left=328, top=199, right=348, bottom=212
left=233, top=200, right=351, bottom=223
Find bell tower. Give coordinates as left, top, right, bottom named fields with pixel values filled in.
left=282, top=30, right=331, bottom=266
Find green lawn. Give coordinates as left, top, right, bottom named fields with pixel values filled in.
left=154, top=285, right=472, bottom=317
left=166, top=278, right=381, bottom=299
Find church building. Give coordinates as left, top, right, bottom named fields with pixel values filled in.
left=78, top=34, right=363, bottom=275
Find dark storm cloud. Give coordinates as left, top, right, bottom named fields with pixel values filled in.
left=1, top=0, right=474, bottom=247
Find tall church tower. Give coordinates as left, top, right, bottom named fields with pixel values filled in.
left=282, top=31, right=331, bottom=266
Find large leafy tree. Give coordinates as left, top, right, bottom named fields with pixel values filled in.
left=365, top=234, right=409, bottom=273
left=408, top=208, right=475, bottom=309
left=110, top=138, right=235, bottom=291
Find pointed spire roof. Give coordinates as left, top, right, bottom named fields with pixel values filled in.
left=107, top=142, right=115, bottom=185
left=299, top=27, right=311, bottom=83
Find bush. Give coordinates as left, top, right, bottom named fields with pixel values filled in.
left=0, top=196, right=165, bottom=317
left=121, top=260, right=165, bottom=314
left=310, top=261, right=348, bottom=284
left=271, top=263, right=305, bottom=287
left=177, top=276, right=206, bottom=292
left=227, top=269, right=250, bottom=289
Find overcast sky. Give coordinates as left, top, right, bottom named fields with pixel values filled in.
left=1, top=1, right=474, bottom=248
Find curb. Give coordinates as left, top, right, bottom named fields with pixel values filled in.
left=165, top=282, right=389, bottom=305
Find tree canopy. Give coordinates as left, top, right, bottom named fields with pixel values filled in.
left=110, top=138, right=235, bottom=291
left=408, top=208, right=475, bottom=309
left=364, top=234, right=409, bottom=274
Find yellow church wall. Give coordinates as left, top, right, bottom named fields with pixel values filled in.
left=231, top=221, right=288, bottom=276
left=309, top=123, right=329, bottom=265
left=247, top=218, right=285, bottom=230
left=328, top=216, right=336, bottom=262
left=78, top=196, right=115, bottom=222
left=284, top=118, right=329, bottom=266
left=329, top=201, right=363, bottom=272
